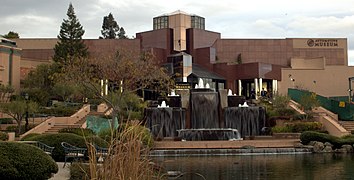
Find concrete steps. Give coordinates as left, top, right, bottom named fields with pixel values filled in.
left=339, top=121, right=354, bottom=132
left=44, top=124, right=81, bottom=134
left=73, top=111, right=105, bottom=126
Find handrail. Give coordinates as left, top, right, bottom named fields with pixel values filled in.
left=20, top=104, right=90, bottom=138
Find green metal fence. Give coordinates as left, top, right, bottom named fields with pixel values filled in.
left=288, top=88, right=354, bottom=121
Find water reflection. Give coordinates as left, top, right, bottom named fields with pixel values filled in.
left=152, top=154, right=354, bottom=180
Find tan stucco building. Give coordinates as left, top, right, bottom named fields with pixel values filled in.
left=0, top=37, right=21, bottom=91
left=4, top=10, right=354, bottom=98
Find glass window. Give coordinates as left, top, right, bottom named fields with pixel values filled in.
left=153, top=16, right=169, bottom=30
left=191, top=16, right=205, bottom=30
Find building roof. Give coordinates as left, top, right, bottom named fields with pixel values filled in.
left=0, top=37, right=17, bottom=46
left=190, top=64, right=225, bottom=80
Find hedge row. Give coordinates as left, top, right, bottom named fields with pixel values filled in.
left=0, top=118, right=13, bottom=124
left=300, top=131, right=354, bottom=149
left=22, top=133, right=108, bottom=162
left=58, top=128, right=95, bottom=137
left=272, top=122, right=323, bottom=133
left=0, top=142, right=58, bottom=180
left=0, top=132, right=8, bottom=141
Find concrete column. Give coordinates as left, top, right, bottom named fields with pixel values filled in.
left=238, top=80, right=242, bottom=96
left=259, top=78, right=263, bottom=93
left=254, top=78, right=258, bottom=100
left=100, top=79, right=104, bottom=96
left=272, top=80, right=278, bottom=95
left=105, top=79, right=108, bottom=95
left=120, top=80, right=123, bottom=93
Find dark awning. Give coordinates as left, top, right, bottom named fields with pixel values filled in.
left=189, top=64, right=225, bottom=80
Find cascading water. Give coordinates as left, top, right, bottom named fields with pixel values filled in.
left=145, top=89, right=264, bottom=141
left=191, top=91, right=219, bottom=128
left=177, top=128, right=241, bottom=141
left=224, top=107, right=266, bottom=138
left=145, top=107, right=185, bottom=138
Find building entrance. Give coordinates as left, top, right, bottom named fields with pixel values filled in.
left=239, top=79, right=273, bottom=99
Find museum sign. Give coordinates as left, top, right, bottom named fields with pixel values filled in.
left=307, top=39, right=338, bottom=47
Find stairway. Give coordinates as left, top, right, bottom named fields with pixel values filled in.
left=42, top=105, right=109, bottom=134
left=339, top=121, right=354, bottom=133
left=44, top=124, right=82, bottom=134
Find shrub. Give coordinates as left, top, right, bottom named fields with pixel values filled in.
left=272, top=94, right=290, bottom=109
left=23, top=133, right=108, bottom=161
left=338, top=135, right=354, bottom=146
left=291, top=122, right=322, bottom=132
left=59, top=128, right=96, bottom=137
left=0, top=118, right=13, bottom=124
left=0, top=142, right=58, bottom=179
left=87, top=121, right=156, bottom=180
left=0, top=132, right=8, bottom=141
left=300, top=131, right=340, bottom=148
left=272, top=122, right=323, bottom=133
left=292, top=114, right=314, bottom=120
left=70, top=162, right=90, bottom=180
left=276, top=108, right=296, bottom=116
left=21, top=133, right=40, bottom=141
left=98, top=128, right=113, bottom=142
left=6, top=124, right=36, bottom=136
left=271, top=126, right=292, bottom=133
left=117, top=123, right=154, bottom=148
left=98, top=123, right=154, bottom=148
left=38, top=105, right=80, bottom=117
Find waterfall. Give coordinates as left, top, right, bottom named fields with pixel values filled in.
left=224, top=107, right=266, bottom=137
left=145, top=107, right=185, bottom=138
left=191, top=92, right=219, bottom=128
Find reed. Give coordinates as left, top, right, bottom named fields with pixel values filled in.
left=85, top=121, right=160, bottom=180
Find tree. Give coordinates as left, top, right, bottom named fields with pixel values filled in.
left=118, top=27, right=128, bottom=39
left=2, top=31, right=19, bottom=39
left=52, top=82, right=79, bottom=102
left=64, top=51, right=172, bottom=127
left=53, top=3, right=88, bottom=68
left=0, top=100, right=38, bottom=134
left=299, top=92, right=320, bottom=120
left=0, top=84, right=14, bottom=102
left=100, top=13, right=128, bottom=39
left=22, top=64, right=58, bottom=106
left=237, top=53, right=242, bottom=64
left=100, top=13, right=120, bottom=39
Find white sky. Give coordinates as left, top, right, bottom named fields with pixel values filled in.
left=1, top=0, right=354, bottom=64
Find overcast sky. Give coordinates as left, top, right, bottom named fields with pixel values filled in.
left=1, top=0, right=354, bottom=64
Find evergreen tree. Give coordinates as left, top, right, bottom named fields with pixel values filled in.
left=53, top=3, right=88, bottom=67
left=3, top=31, right=19, bottom=39
left=118, top=27, right=128, bottom=39
left=101, top=13, right=120, bottom=39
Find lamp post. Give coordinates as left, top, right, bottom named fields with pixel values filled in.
left=24, top=93, right=29, bottom=131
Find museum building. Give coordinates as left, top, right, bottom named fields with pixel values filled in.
left=2, top=10, right=354, bottom=98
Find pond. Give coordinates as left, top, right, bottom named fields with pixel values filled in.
left=152, top=153, right=354, bottom=180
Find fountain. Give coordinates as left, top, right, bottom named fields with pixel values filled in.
left=145, top=98, right=185, bottom=138
left=145, top=86, right=266, bottom=140
left=224, top=106, right=266, bottom=138
left=177, top=128, right=241, bottom=141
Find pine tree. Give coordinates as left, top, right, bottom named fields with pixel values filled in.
left=53, top=3, right=88, bottom=67
left=101, top=13, right=120, bottom=39
left=118, top=27, right=128, bottom=39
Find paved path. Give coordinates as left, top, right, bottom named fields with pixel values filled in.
left=50, top=162, right=70, bottom=180
left=154, top=139, right=300, bottom=149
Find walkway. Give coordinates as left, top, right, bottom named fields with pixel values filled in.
left=50, top=163, right=70, bottom=180
left=154, top=139, right=300, bottom=149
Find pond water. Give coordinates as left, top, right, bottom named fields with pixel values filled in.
left=152, top=153, right=354, bottom=180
